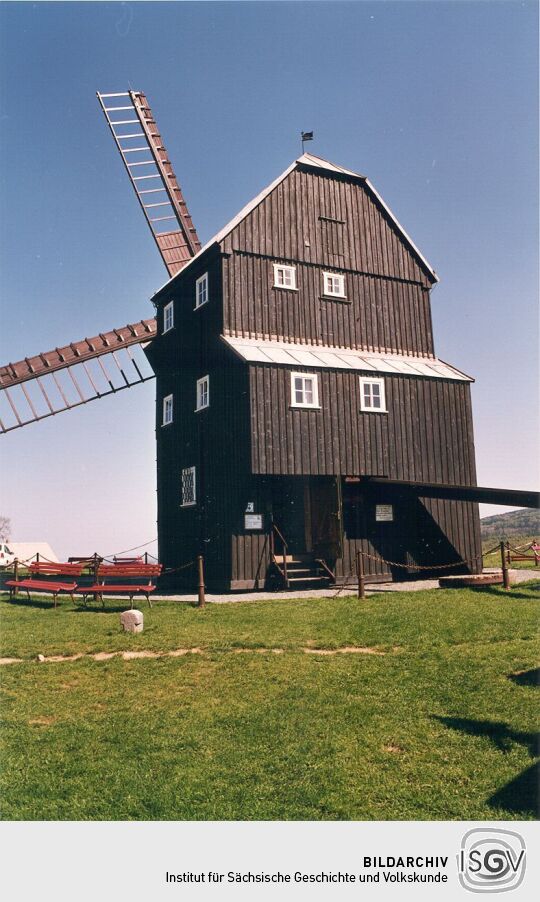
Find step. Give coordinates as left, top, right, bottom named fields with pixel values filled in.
left=287, top=576, right=331, bottom=583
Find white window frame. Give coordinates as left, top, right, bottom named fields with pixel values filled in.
left=273, top=263, right=297, bottom=290
left=181, top=466, right=197, bottom=507
left=162, top=394, right=173, bottom=426
left=359, top=377, right=387, bottom=413
left=163, top=300, right=174, bottom=333
left=195, top=272, right=209, bottom=309
left=196, top=375, right=210, bottom=411
left=290, top=372, right=320, bottom=409
left=322, top=271, right=346, bottom=298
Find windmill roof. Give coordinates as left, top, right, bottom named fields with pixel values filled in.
left=153, top=152, right=437, bottom=297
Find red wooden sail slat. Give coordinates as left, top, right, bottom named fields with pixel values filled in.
left=97, top=90, right=201, bottom=276
left=0, top=319, right=156, bottom=389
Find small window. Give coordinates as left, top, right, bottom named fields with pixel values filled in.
left=290, top=372, right=320, bottom=408
left=195, top=273, right=209, bottom=309
left=359, top=377, right=387, bottom=412
left=181, top=466, right=197, bottom=506
left=162, top=394, right=173, bottom=425
left=163, top=301, right=174, bottom=333
left=273, top=264, right=297, bottom=290
left=196, top=375, right=210, bottom=411
left=322, top=271, right=346, bottom=298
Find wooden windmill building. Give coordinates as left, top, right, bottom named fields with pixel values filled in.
left=147, top=152, right=482, bottom=590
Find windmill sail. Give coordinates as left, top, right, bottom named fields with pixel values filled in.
left=97, top=91, right=201, bottom=275
left=0, top=319, right=157, bottom=433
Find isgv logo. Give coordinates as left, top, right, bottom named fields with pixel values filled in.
left=458, top=829, right=526, bottom=893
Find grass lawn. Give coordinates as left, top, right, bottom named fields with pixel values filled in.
left=0, top=584, right=538, bottom=821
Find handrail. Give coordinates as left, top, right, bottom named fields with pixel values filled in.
left=315, top=557, right=336, bottom=583
left=271, top=523, right=289, bottom=587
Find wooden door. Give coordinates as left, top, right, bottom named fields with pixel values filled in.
left=309, top=477, right=343, bottom=560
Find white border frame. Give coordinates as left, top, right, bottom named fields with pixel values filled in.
left=290, top=372, right=320, bottom=409
left=162, top=393, right=173, bottom=426
left=163, top=300, right=174, bottom=333
left=194, top=272, right=209, bottom=309
left=195, top=375, right=210, bottom=411
left=322, top=271, right=346, bottom=298
left=273, top=263, right=297, bottom=290
left=359, top=376, right=387, bottom=412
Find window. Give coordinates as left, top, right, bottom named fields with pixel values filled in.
left=196, top=375, right=210, bottom=411
left=359, top=377, right=387, bottom=412
left=163, top=301, right=174, bottom=333
left=273, top=263, right=297, bottom=290
left=322, top=271, right=346, bottom=298
left=181, top=466, right=196, bottom=506
left=195, top=273, right=209, bottom=309
left=162, top=394, right=173, bottom=425
left=290, top=372, right=320, bottom=408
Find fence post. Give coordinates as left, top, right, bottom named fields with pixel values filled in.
left=13, top=558, right=19, bottom=598
left=36, top=552, right=40, bottom=563
left=356, top=550, right=365, bottom=599
left=197, top=555, right=206, bottom=608
left=144, top=551, right=148, bottom=565
left=500, top=541, right=510, bottom=590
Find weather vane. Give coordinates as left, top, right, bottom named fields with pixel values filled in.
left=301, top=131, right=314, bottom=153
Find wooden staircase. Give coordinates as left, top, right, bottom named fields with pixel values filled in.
left=272, top=553, right=334, bottom=590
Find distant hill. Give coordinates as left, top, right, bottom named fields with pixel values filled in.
left=481, top=508, right=540, bottom=539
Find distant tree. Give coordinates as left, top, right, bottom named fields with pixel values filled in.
left=0, top=516, right=11, bottom=542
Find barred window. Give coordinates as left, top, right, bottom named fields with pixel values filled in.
left=181, top=466, right=196, bottom=506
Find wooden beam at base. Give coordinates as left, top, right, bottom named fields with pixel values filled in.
left=353, top=478, right=539, bottom=510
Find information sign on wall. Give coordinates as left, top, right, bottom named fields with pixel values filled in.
left=375, top=504, right=394, bottom=522
left=244, top=514, right=263, bottom=530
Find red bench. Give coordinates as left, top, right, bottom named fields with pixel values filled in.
left=6, top=562, right=83, bottom=608
left=79, top=563, right=162, bottom=608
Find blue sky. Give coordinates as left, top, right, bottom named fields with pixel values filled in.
left=0, top=1, right=538, bottom=559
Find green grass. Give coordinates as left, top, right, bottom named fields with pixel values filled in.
left=0, top=584, right=538, bottom=820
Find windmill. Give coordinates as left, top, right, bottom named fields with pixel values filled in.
left=0, top=91, right=199, bottom=434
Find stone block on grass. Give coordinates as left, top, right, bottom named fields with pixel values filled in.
left=120, top=610, right=144, bottom=633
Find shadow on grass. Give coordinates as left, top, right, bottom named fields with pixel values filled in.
left=508, top=668, right=539, bottom=688
left=487, top=761, right=539, bottom=818
left=470, top=584, right=540, bottom=601
left=434, top=716, right=538, bottom=757
left=2, top=597, right=58, bottom=611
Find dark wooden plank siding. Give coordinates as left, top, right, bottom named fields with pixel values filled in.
left=222, top=257, right=433, bottom=355
left=223, top=167, right=432, bottom=287
left=249, top=366, right=477, bottom=486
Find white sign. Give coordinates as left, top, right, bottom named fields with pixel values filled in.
left=245, top=502, right=255, bottom=513
left=244, top=513, right=263, bottom=530
left=376, top=504, right=394, bottom=522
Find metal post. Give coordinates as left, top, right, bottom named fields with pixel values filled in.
left=13, top=558, right=19, bottom=598
left=36, top=552, right=40, bottom=563
left=197, top=555, right=205, bottom=608
left=144, top=551, right=148, bottom=564
left=500, top=541, right=510, bottom=590
left=356, top=550, right=365, bottom=599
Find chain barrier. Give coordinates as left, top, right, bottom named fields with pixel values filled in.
left=162, top=560, right=196, bottom=575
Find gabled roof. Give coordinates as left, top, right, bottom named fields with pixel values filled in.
left=221, top=336, right=473, bottom=383
left=153, top=152, right=438, bottom=297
